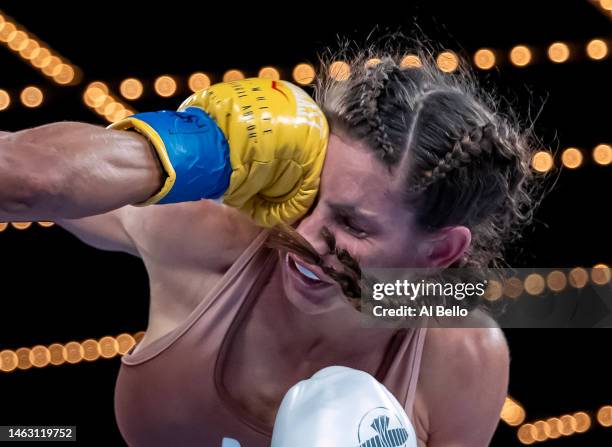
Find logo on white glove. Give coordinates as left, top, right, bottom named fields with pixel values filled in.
left=357, top=407, right=410, bottom=447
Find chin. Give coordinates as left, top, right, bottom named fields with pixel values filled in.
left=281, top=252, right=345, bottom=315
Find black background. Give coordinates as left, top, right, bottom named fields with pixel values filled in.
left=0, top=1, right=610, bottom=445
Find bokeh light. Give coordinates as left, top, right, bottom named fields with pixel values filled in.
left=517, top=424, right=536, bottom=444
left=116, top=334, right=136, bottom=355
left=503, top=277, right=524, bottom=299
left=154, top=75, right=177, bottom=97
left=0, top=350, right=18, bottom=372
left=573, top=412, right=591, bottom=433
left=258, top=66, right=280, bottom=80
left=591, top=264, right=611, bottom=285
left=597, top=406, right=612, bottom=427
left=7, top=30, right=28, bottom=51
left=30, top=346, right=51, bottom=368
left=548, top=42, right=570, bottom=63
left=222, top=70, right=245, bottom=82
left=292, top=63, right=316, bottom=85
left=53, top=64, right=76, bottom=85
left=400, top=54, right=422, bottom=68
left=561, top=147, right=583, bottom=169
left=532, top=151, right=554, bottom=173
left=99, top=336, right=119, bottom=359
left=559, top=414, right=577, bottom=436
left=600, top=0, right=612, bottom=11
left=120, top=78, right=144, bottom=100
left=484, top=280, right=503, bottom=301
left=592, top=144, right=611, bottom=165
left=30, top=47, right=51, bottom=68
left=81, top=339, right=101, bottom=362
left=474, top=48, right=496, bottom=70
left=0, top=89, right=10, bottom=111
left=568, top=267, right=589, bottom=288
left=64, top=342, right=84, bottom=364
left=547, top=418, right=562, bottom=439
left=586, top=39, right=608, bottom=60
left=12, top=222, right=32, bottom=230
left=16, top=347, right=32, bottom=370
left=524, top=273, right=546, bottom=296
left=509, top=45, right=532, bottom=67
left=41, top=56, right=63, bottom=76
left=48, top=343, right=67, bottom=366
left=546, top=270, right=567, bottom=292
left=20, top=86, right=43, bottom=108
left=436, top=51, right=459, bottom=72
left=188, top=72, right=211, bottom=92
left=329, top=61, right=351, bottom=81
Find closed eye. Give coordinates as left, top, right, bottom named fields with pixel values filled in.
left=339, top=216, right=367, bottom=238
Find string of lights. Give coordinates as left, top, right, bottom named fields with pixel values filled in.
left=0, top=332, right=144, bottom=373
left=1, top=222, right=610, bottom=294
left=0, top=39, right=608, bottom=116
left=0, top=11, right=80, bottom=86
left=1, top=332, right=607, bottom=439
left=531, top=145, right=612, bottom=171
left=82, top=81, right=134, bottom=123
left=482, top=265, right=611, bottom=302
left=502, top=397, right=527, bottom=426
left=516, top=406, right=612, bottom=444
left=0, top=335, right=533, bottom=429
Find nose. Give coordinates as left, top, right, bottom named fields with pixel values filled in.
left=295, top=210, right=331, bottom=258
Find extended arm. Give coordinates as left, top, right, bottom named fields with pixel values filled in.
left=0, top=122, right=163, bottom=221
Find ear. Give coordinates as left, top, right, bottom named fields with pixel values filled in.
left=419, top=226, right=472, bottom=268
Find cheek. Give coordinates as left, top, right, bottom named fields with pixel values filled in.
left=347, top=232, right=418, bottom=268
left=333, top=233, right=367, bottom=257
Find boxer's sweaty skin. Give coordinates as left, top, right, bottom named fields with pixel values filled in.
left=0, top=123, right=163, bottom=221
left=0, top=124, right=508, bottom=446
left=114, top=225, right=430, bottom=446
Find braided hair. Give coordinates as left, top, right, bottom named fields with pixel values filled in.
left=315, top=46, right=542, bottom=270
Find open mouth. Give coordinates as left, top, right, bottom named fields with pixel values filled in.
left=287, top=254, right=329, bottom=286
left=295, top=260, right=320, bottom=280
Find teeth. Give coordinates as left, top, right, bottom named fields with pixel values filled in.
left=295, top=260, right=321, bottom=281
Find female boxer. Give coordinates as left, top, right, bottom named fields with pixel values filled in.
left=0, top=44, right=539, bottom=446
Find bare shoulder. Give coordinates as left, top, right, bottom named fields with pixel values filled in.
left=423, top=310, right=509, bottom=373
left=122, top=199, right=262, bottom=272
left=421, top=324, right=510, bottom=392
left=415, top=312, right=510, bottom=445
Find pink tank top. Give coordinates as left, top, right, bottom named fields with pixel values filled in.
left=115, top=229, right=427, bottom=447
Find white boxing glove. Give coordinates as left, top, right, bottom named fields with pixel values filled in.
left=271, top=366, right=417, bottom=447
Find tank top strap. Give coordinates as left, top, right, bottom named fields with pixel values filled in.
left=380, top=327, right=428, bottom=412
left=121, top=228, right=273, bottom=365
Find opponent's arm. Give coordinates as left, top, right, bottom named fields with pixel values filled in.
left=0, top=122, right=164, bottom=221
left=4, top=79, right=328, bottom=262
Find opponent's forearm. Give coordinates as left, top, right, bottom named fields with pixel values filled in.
left=0, top=122, right=164, bottom=221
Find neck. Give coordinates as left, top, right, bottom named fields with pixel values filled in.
left=254, top=264, right=399, bottom=372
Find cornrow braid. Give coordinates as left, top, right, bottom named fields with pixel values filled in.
left=354, top=62, right=399, bottom=164
left=311, top=40, right=543, bottom=290
left=411, top=123, right=497, bottom=194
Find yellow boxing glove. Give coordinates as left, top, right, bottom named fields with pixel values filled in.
left=178, top=78, right=328, bottom=227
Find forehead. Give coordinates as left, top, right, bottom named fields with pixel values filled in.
left=320, top=132, right=404, bottom=206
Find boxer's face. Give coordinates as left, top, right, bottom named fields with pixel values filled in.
left=282, top=131, right=426, bottom=315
